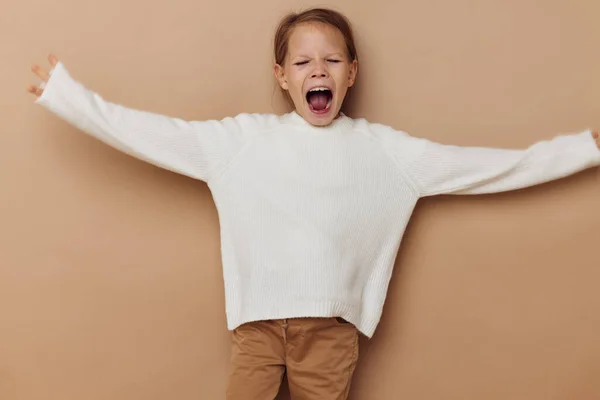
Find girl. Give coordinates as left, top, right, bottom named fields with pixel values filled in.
left=27, top=7, right=600, bottom=400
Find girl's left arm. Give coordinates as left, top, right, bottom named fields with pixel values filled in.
left=395, top=129, right=600, bottom=197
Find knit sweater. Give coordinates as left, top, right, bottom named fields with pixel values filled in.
left=35, top=62, right=600, bottom=338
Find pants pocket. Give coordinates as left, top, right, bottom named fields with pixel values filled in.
left=333, top=317, right=350, bottom=325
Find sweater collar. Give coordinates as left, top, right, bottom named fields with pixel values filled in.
left=283, top=110, right=354, bottom=131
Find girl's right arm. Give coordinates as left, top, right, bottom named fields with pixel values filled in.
left=27, top=54, right=257, bottom=183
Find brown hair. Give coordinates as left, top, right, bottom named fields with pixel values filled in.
left=274, top=8, right=358, bottom=65
left=273, top=8, right=359, bottom=110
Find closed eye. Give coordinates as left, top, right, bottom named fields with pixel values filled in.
left=294, top=61, right=309, bottom=66
left=328, top=60, right=341, bottom=63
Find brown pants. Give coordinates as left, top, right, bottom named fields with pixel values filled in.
left=226, top=317, right=359, bottom=400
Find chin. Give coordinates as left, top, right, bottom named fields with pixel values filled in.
left=302, top=102, right=340, bottom=127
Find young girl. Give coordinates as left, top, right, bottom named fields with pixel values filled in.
left=27, top=7, right=600, bottom=400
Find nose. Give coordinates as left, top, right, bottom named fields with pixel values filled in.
left=311, top=60, right=329, bottom=78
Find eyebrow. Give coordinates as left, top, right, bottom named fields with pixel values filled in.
left=291, top=53, right=345, bottom=59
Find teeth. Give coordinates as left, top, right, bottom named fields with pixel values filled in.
left=309, top=87, right=330, bottom=92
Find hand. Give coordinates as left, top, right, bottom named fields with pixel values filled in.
left=27, top=53, right=59, bottom=99
left=594, top=131, right=600, bottom=149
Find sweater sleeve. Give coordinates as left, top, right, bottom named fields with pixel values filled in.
left=34, top=61, right=256, bottom=182
left=401, top=130, right=600, bottom=197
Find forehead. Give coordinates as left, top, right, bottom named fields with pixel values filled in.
left=287, top=22, right=346, bottom=54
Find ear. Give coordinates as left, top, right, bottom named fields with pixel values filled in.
left=347, top=59, right=358, bottom=88
left=274, top=64, right=289, bottom=90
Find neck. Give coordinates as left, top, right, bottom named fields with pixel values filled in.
left=284, top=110, right=354, bottom=131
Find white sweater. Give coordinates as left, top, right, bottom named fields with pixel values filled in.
left=36, top=62, right=600, bottom=338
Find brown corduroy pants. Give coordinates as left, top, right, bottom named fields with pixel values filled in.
left=225, top=317, right=359, bottom=400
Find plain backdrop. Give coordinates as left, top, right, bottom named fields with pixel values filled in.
left=2, top=0, right=600, bottom=399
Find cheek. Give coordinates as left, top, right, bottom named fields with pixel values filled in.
left=287, top=74, right=305, bottom=98
left=334, top=68, right=352, bottom=88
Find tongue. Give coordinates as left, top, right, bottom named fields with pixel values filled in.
left=309, top=92, right=329, bottom=111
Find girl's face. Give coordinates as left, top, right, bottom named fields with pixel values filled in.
left=274, top=22, right=358, bottom=127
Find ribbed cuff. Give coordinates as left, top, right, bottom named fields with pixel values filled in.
left=577, top=129, right=600, bottom=167
left=35, top=61, right=72, bottom=108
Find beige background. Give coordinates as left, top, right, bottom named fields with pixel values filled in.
left=2, top=0, right=600, bottom=399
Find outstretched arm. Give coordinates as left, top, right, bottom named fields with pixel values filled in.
left=27, top=54, right=256, bottom=183
left=404, top=130, right=600, bottom=197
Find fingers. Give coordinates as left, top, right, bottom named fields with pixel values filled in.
left=31, top=53, right=59, bottom=81
left=31, top=64, right=51, bottom=81
left=26, top=84, right=43, bottom=98
left=27, top=53, right=59, bottom=98
left=48, top=53, right=58, bottom=67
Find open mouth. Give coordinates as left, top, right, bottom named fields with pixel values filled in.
left=306, top=87, right=333, bottom=114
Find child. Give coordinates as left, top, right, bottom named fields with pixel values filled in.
left=27, top=7, right=600, bottom=400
